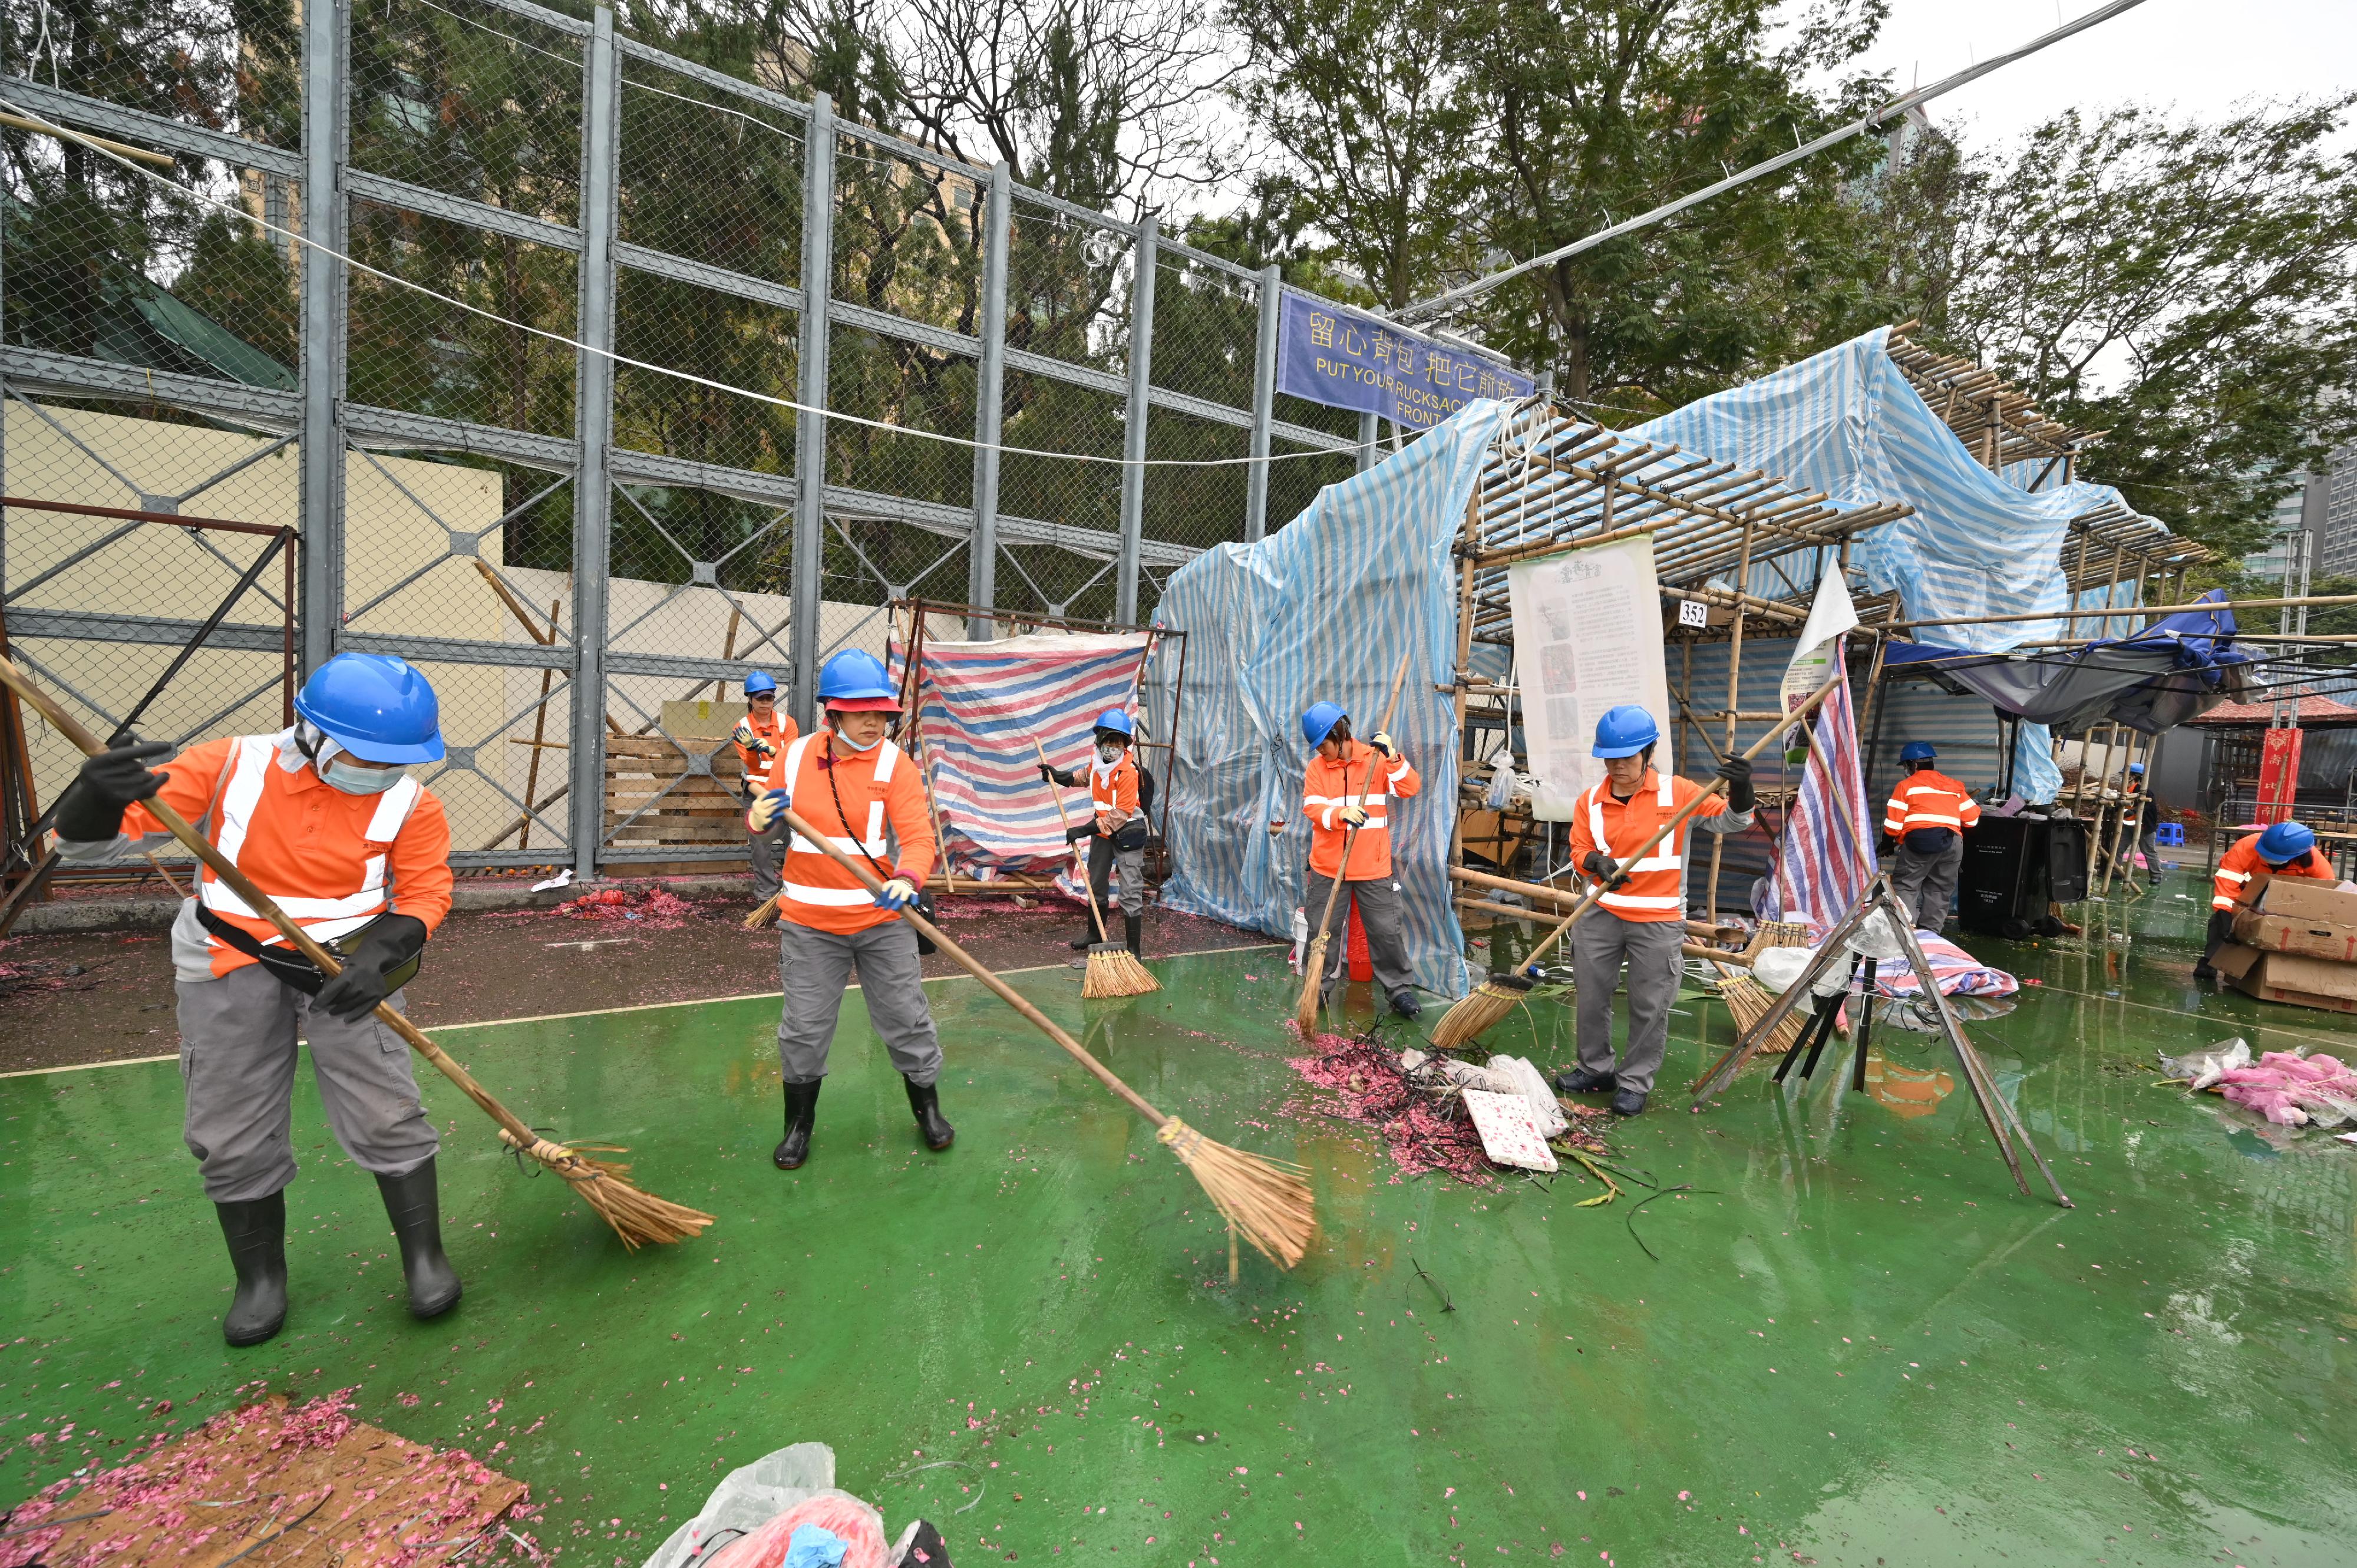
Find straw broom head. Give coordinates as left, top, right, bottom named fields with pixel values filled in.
left=1157, top=1117, right=1314, bottom=1269
left=1427, top=969, right=1534, bottom=1050
left=1291, top=932, right=1331, bottom=1034
left=742, top=893, right=781, bottom=930
left=1084, top=942, right=1161, bottom=998
left=497, top=1130, right=715, bottom=1250
left=1716, top=973, right=1805, bottom=1055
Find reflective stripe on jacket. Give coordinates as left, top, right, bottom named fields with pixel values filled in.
left=116, top=732, right=450, bottom=978
left=1303, top=740, right=1420, bottom=880
left=768, top=732, right=937, bottom=932
left=734, top=709, right=798, bottom=783
left=1566, top=768, right=1727, bottom=922
left=2212, top=832, right=2334, bottom=912
left=1090, top=754, right=1140, bottom=824
left=1882, top=770, right=1981, bottom=837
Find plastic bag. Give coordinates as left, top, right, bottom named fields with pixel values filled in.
left=1485, top=1054, right=1570, bottom=1138
left=2160, top=1038, right=2250, bottom=1091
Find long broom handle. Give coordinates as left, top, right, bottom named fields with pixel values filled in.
left=1305, top=648, right=1417, bottom=944
left=0, top=653, right=537, bottom=1148
left=773, top=797, right=1171, bottom=1129
left=1032, top=738, right=1111, bottom=943
left=1516, top=671, right=1846, bottom=970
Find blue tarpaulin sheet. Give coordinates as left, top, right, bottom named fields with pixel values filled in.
left=1143, top=402, right=1501, bottom=999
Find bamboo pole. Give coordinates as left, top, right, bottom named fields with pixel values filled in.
left=1709, top=516, right=1758, bottom=924
left=1886, top=592, right=2357, bottom=630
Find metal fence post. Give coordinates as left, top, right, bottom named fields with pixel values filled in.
left=969, top=161, right=1012, bottom=638
left=566, top=3, right=622, bottom=880
left=1244, top=263, right=1281, bottom=542
left=298, top=0, right=349, bottom=676
left=1357, top=411, right=1379, bottom=473
left=790, top=93, right=836, bottom=722
left=1117, top=214, right=1158, bottom=625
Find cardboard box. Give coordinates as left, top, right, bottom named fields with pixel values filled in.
left=2253, top=876, right=2357, bottom=925
left=2212, top=942, right=2357, bottom=1014
left=2231, top=906, right=2357, bottom=963
left=659, top=698, right=748, bottom=740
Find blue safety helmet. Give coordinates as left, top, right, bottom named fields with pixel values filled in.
left=1301, top=701, right=1346, bottom=748
left=817, top=649, right=899, bottom=710
left=743, top=670, right=777, bottom=696
left=293, top=653, right=444, bottom=764
left=1092, top=708, right=1135, bottom=739
left=1591, top=704, right=1660, bottom=759
left=1900, top=741, right=1937, bottom=764
left=2257, top=821, right=2316, bottom=865
left=2127, top=761, right=2144, bottom=777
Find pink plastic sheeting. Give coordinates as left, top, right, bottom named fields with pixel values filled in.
left=2215, top=1050, right=2357, bottom=1127
left=707, top=1493, right=891, bottom=1568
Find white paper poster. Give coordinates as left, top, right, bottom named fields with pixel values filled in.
left=1508, top=534, right=1671, bottom=821
left=1778, top=564, right=1860, bottom=725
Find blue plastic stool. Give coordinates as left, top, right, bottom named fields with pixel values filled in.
left=2154, top=823, right=2186, bottom=847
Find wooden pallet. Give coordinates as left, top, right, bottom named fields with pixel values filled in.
left=605, top=733, right=751, bottom=876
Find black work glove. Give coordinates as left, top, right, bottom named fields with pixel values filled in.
left=313, top=914, right=428, bottom=1022
left=1877, top=834, right=1896, bottom=857
left=53, top=738, right=174, bottom=843
left=1037, top=763, right=1057, bottom=783
left=1715, top=752, right=1754, bottom=813
left=1064, top=821, right=1096, bottom=844
left=1582, top=850, right=1623, bottom=886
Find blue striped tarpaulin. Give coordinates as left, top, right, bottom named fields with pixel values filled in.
left=1636, top=326, right=2160, bottom=653
left=1143, top=402, right=1507, bottom=998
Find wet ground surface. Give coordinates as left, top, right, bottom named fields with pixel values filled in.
left=4, top=861, right=2353, bottom=1565
left=0, top=885, right=1266, bottom=1075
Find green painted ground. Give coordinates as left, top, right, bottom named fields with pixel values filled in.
left=5, top=869, right=2355, bottom=1567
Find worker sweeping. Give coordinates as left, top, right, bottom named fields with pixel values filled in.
left=47, top=652, right=458, bottom=1346
left=746, top=648, right=953, bottom=1168
left=1553, top=705, right=1753, bottom=1117
left=1880, top=741, right=1980, bottom=930
left=1271, top=701, right=1422, bottom=1018
left=1038, top=708, right=1151, bottom=960
left=733, top=670, right=798, bottom=906
left=2196, top=820, right=2333, bottom=980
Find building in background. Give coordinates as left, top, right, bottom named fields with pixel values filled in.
left=2319, top=441, right=2357, bottom=576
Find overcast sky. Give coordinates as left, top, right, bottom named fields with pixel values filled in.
left=1848, top=0, right=2356, bottom=146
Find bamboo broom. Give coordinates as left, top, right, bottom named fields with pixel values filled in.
left=1292, top=649, right=1416, bottom=1035
left=1033, top=738, right=1158, bottom=998
left=1427, top=671, right=1846, bottom=1051
left=774, top=800, right=1312, bottom=1267
left=0, top=654, right=715, bottom=1250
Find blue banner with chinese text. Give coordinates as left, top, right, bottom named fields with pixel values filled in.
left=1276, top=292, right=1534, bottom=430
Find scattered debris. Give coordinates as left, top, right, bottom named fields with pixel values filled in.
left=554, top=886, right=700, bottom=929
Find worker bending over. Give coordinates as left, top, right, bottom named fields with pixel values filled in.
left=50, top=653, right=457, bottom=1346
left=1880, top=741, right=1979, bottom=930
left=732, top=670, right=798, bottom=906
left=1273, top=701, right=1422, bottom=1018
left=1038, top=708, right=1151, bottom=958
left=747, top=649, right=954, bottom=1168
left=1554, top=706, right=1752, bottom=1117
left=2196, top=820, right=2333, bottom=980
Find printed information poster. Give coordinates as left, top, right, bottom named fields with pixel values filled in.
left=1507, top=534, right=1671, bottom=821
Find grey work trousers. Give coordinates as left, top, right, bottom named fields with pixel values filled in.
left=176, top=962, right=438, bottom=1204
left=1304, top=870, right=1413, bottom=999
left=777, top=917, right=943, bottom=1085
left=1572, top=910, right=1687, bottom=1098
left=1087, top=833, right=1147, bottom=917
left=748, top=815, right=787, bottom=902
left=1890, top=833, right=1964, bottom=929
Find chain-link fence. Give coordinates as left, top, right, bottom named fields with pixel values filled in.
left=2, top=0, right=1389, bottom=878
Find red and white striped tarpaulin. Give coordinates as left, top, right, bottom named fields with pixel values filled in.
left=890, top=630, right=1153, bottom=884
left=1772, top=639, right=1877, bottom=940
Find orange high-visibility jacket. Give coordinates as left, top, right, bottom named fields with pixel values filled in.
left=2211, top=831, right=2334, bottom=912
left=757, top=732, right=936, bottom=933
left=1303, top=740, right=1420, bottom=881
left=1883, top=768, right=1981, bottom=839
left=734, top=708, right=798, bottom=782
left=1088, top=753, right=1140, bottom=828
left=117, top=734, right=452, bottom=978
left=1567, top=768, right=1728, bottom=923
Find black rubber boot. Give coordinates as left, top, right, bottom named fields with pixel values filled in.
left=1069, top=916, right=1100, bottom=951
left=375, top=1158, right=462, bottom=1320
left=1124, top=912, right=1144, bottom=959
left=215, top=1192, right=289, bottom=1347
left=1553, top=1067, right=1616, bottom=1094
left=904, top=1075, right=956, bottom=1151
left=1388, top=989, right=1422, bottom=1019
left=774, top=1077, right=822, bottom=1169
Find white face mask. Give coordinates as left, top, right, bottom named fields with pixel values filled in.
left=834, top=727, right=886, bottom=753
left=1097, top=742, right=1124, bottom=764
left=323, top=758, right=406, bottom=795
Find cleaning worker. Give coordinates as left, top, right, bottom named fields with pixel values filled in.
left=1037, top=708, right=1151, bottom=958
left=2196, top=820, right=2334, bottom=979
left=1553, top=705, right=1753, bottom=1117
left=732, top=670, right=798, bottom=905
left=1880, top=741, right=1980, bottom=930
left=1272, top=701, right=1423, bottom=1018
left=47, top=653, right=457, bottom=1347
left=746, top=648, right=953, bottom=1168
left=2122, top=761, right=2160, bottom=885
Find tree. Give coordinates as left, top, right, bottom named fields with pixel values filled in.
left=1906, top=100, right=2357, bottom=563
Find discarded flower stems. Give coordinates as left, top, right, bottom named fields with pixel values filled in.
left=0, top=653, right=716, bottom=1250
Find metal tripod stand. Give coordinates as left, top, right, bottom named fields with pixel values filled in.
left=1689, top=875, right=2072, bottom=1208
